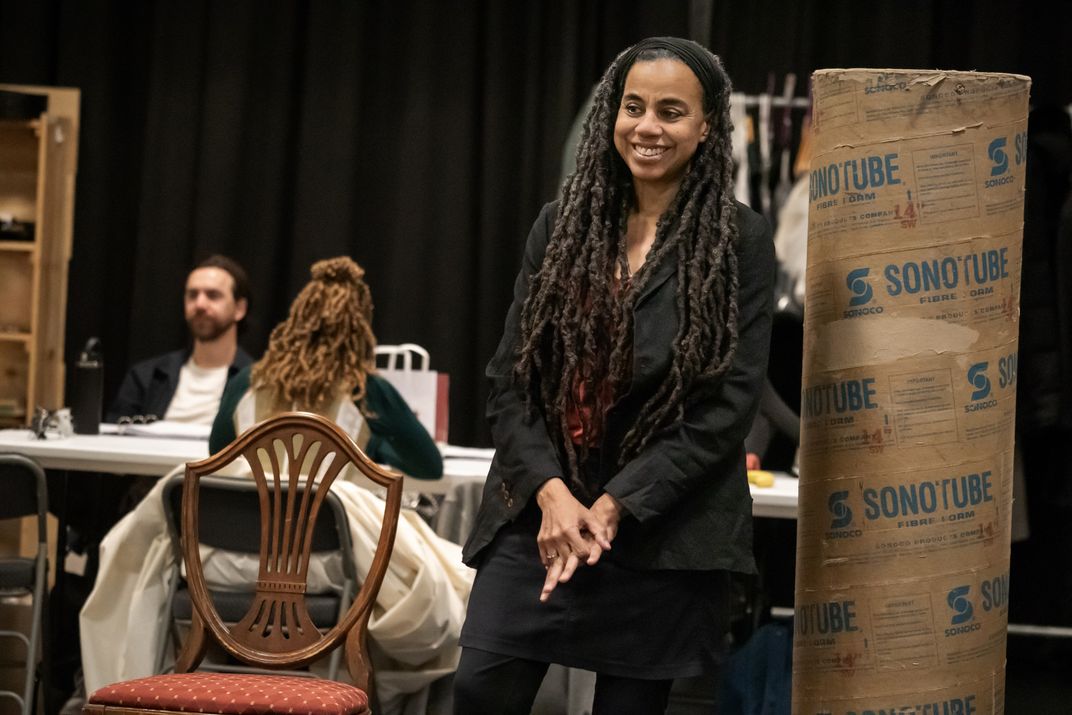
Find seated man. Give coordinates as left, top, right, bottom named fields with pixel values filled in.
left=107, top=254, right=253, bottom=424
left=50, top=256, right=253, bottom=714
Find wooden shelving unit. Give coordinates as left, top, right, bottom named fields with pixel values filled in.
left=0, top=84, right=80, bottom=428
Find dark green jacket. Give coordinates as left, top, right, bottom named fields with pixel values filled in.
left=209, top=366, right=443, bottom=478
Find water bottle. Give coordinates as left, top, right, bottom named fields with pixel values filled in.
left=71, top=337, right=103, bottom=435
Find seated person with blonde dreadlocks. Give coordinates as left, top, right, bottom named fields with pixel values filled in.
left=209, top=256, right=442, bottom=478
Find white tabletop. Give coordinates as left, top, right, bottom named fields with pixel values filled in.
left=0, top=428, right=210, bottom=477
left=748, top=474, right=799, bottom=519
left=0, top=427, right=798, bottom=517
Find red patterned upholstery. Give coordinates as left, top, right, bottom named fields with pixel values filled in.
left=88, top=673, right=369, bottom=715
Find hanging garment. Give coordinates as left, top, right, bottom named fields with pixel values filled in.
left=772, top=175, right=809, bottom=311
left=730, top=92, right=751, bottom=205
left=772, top=75, right=798, bottom=222
left=757, top=92, right=773, bottom=220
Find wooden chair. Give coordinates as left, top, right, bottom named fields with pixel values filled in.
left=84, top=412, right=403, bottom=715
left=0, top=454, right=49, bottom=715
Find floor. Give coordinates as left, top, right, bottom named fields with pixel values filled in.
left=1, top=647, right=1070, bottom=714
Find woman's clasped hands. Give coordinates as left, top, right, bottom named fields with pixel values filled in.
left=535, top=477, right=622, bottom=602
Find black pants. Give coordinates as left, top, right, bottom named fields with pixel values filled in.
left=453, top=647, right=674, bottom=715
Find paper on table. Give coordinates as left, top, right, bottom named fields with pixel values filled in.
left=114, top=420, right=211, bottom=440
left=437, top=458, right=492, bottom=478
left=439, top=444, right=495, bottom=460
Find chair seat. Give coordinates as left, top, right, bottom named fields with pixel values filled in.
left=88, top=673, right=369, bottom=715
left=0, top=557, right=35, bottom=591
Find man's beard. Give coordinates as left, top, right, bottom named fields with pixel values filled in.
left=187, top=313, right=235, bottom=342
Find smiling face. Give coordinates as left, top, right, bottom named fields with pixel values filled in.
left=613, top=57, right=710, bottom=193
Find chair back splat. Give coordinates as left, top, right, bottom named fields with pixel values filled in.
left=180, top=412, right=402, bottom=679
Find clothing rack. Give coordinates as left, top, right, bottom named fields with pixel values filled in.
left=729, top=85, right=812, bottom=220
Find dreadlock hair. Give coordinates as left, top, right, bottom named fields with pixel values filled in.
left=251, top=257, right=376, bottom=414
left=515, top=38, right=741, bottom=489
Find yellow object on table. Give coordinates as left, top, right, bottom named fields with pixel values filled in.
left=747, top=470, right=774, bottom=488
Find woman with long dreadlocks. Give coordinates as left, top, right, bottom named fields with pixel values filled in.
left=455, top=38, right=774, bottom=713
left=208, top=256, right=442, bottom=478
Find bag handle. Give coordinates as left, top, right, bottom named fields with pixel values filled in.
left=374, top=344, right=431, bottom=372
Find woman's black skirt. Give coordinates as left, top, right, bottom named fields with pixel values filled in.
left=459, top=498, right=731, bottom=680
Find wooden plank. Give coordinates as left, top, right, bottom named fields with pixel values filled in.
left=35, top=115, right=72, bottom=410
left=0, top=240, right=34, bottom=251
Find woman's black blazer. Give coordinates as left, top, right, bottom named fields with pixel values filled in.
left=463, top=199, right=775, bottom=572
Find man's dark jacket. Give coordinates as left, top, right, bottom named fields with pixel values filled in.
left=462, top=200, right=775, bottom=572
left=106, top=347, right=253, bottom=422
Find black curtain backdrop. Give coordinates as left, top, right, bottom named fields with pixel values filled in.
left=1, top=0, right=1069, bottom=446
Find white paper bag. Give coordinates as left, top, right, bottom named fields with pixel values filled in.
left=375, top=344, right=449, bottom=443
